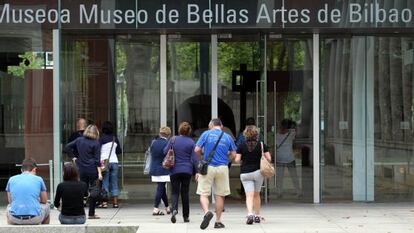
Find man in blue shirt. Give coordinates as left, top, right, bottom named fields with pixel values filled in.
left=195, top=118, right=236, bottom=230
left=6, top=158, right=50, bottom=225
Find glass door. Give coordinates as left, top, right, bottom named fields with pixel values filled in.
left=115, top=35, right=160, bottom=201
left=61, top=33, right=161, bottom=202
left=167, top=35, right=211, bottom=137
left=266, top=36, right=314, bottom=202
left=166, top=34, right=211, bottom=200
left=217, top=33, right=262, bottom=199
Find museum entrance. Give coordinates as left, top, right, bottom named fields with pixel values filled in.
left=60, top=31, right=314, bottom=203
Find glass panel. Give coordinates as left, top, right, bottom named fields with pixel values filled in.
left=267, top=37, right=313, bottom=202
left=167, top=35, right=211, bottom=136
left=321, top=36, right=373, bottom=201
left=61, top=36, right=116, bottom=140
left=0, top=2, right=56, bottom=204
left=62, top=34, right=160, bottom=201
left=320, top=37, right=354, bottom=201
left=217, top=34, right=261, bottom=198
left=115, top=35, right=160, bottom=200
left=166, top=35, right=210, bottom=200
left=374, top=36, right=414, bottom=201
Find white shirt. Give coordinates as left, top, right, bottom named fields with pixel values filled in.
left=100, top=141, right=119, bottom=163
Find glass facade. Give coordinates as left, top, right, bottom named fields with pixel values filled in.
left=321, top=36, right=414, bottom=201
left=1, top=0, right=414, bottom=204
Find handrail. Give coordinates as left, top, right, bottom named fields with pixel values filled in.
left=15, top=160, right=54, bottom=206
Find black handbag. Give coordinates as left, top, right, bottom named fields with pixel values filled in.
left=197, top=131, right=224, bottom=175
left=89, top=179, right=108, bottom=201
left=89, top=179, right=100, bottom=199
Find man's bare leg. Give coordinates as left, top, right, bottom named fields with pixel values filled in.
left=200, top=195, right=210, bottom=213
left=200, top=195, right=214, bottom=230
left=214, top=195, right=225, bottom=223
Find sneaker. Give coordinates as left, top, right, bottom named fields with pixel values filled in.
left=170, top=210, right=178, bottom=223
left=246, top=215, right=254, bottom=225
left=254, top=215, right=261, bottom=223
left=214, top=222, right=225, bottom=228
left=200, top=211, right=213, bottom=230
left=183, top=217, right=190, bottom=223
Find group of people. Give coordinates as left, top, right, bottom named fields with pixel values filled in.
left=5, top=116, right=300, bottom=228
left=147, top=118, right=274, bottom=229
left=5, top=118, right=121, bottom=225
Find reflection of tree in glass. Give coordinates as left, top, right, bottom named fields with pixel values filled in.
left=168, top=42, right=199, bottom=81
left=218, top=42, right=260, bottom=86
left=8, top=52, right=45, bottom=77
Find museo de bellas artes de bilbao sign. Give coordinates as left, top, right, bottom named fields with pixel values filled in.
left=1, top=0, right=414, bottom=30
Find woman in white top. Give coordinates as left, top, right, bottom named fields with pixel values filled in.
left=99, top=121, right=122, bottom=208
left=276, top=119, right=301, bottom=198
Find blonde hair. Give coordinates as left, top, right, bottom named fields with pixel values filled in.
left=159, top=126, right=171, bottom=138
left=83, top=124, right=99, bottom=140
left=243, top=125, right=258, bottom=140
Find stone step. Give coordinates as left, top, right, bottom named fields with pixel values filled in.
left=2, top=225, right=138, bottom=233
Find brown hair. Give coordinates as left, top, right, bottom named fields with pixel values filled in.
left=243, top=125, right=259, bottom=152
left=178, top=122, right=192, bottom=136
left=21, top=158, right=37, bottom=172
left=243, top=125, right=259, bottom=140
left=83, top=124, right=99, bottom=140
left=63, top=162, right=79, bottom=181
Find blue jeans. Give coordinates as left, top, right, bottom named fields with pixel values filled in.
left=154, top=182, right=169, bottom=208
left=102, top=163, right=119, bottom=197
left=59, top=214, right=86, bottom=224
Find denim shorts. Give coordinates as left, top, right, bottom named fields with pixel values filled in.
left=240, top=169, right=264, bottom=193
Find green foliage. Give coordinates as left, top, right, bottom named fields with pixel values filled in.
left=218, top=42, right=260, bottom=86
left=116, top=44, right=127, bottom=78
left=8, top=52, right=45, bottom=78
left=168, top=42, right=199, bottom=80
left=284, top=93, right=302, bottom=123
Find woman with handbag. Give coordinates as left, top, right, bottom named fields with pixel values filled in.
left=54, top=162, right=88, bottom=224
left=98, top=121, right=122, bottom=208
left=149, top=126, right=172, bottom=215
left=163, top=122, right=197, bottom=223
left=65, top=124, right=102, bottom=219
left=234, top=125, right=271, bottom=225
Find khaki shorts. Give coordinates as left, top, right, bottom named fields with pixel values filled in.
left=7, top=204, right=50, bottom=225
left=197, top=165, right=230, bottom=196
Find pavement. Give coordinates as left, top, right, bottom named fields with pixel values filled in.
left=1, top=202, right=414, bottom=233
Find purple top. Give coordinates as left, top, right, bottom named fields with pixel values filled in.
left=164, top=135, right=198, bottom=175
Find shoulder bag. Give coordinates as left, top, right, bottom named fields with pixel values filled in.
left=162, top=136, right=176, bottom=169
left=101, top=136, right=115, bottom=173
left=260, top=141, right=275, bottom=178
left=197, top=131, right=224, bottom=175
left=143, top=139, right=155, bottom=175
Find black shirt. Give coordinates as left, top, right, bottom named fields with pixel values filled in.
left=54, top=181, right=88, bottom=216
left=237, top=142, right=269, bottom=174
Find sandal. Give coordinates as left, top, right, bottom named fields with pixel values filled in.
left=97, top=202, right=108, bottom=208
left=152, top=210, right=165, bottom=216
